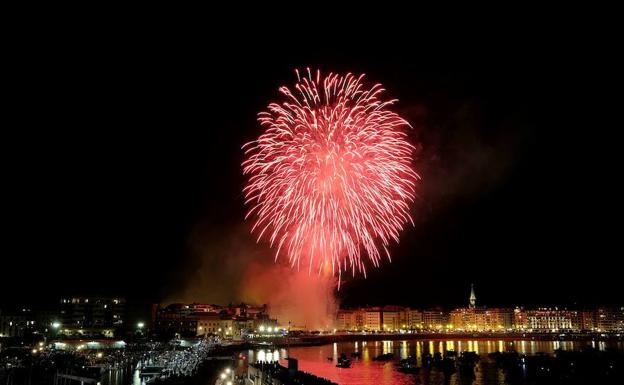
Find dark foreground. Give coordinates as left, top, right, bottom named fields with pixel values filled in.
left=2, top=340, right=624, bottom=384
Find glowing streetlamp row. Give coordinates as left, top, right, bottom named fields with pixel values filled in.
left=219, top=367, right=233, bottom=385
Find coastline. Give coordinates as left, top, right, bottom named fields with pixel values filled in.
left=244, top=332, right=624, bottom=349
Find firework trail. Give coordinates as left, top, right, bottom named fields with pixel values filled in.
left=243, top=69, right=419, bottom=282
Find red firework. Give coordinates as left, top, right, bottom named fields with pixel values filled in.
left=243, top=69, right=419, bottom=280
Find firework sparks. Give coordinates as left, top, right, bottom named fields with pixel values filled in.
left=243, top=69, right=419, bottom=281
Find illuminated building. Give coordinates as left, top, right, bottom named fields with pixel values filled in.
left=450, top=308, right=480, bottom=330
left=336, top=303, right=622, bottom=335
left=450, top=307, right=513, bottom=331
left=0, top=307, right=38, bottom=338
left=354, top=310, right=366, bottom=330
left=581, top=310, right=596, bottom=331
left=469, top=283, right=477, bottom=309
left=486, top=308, right=514, bottom=330
left=154, top=302, right=275, bottom=338
left=155, top=304, right=200, bottom=337
left=195, top=313, right=258, bottom=338
left=422, top=309, right=448, bottom=330
left=596, top=307, right=624, bottom=332
left=447, top=286, right=514, bottom=331
left=335, top=310, right=357, bottom=330
left=364, top=307, right=382, bottom=331
left=336, top=307, right=423, bottom=331
left=514, top=307, right=528, bottom=329
left=513, top=308, right=581, bottom=332
left=381, top=306, right=401, bottom=331
left=0, top=313, right=26, bottom=338
left=403, top=309, right=423, bottom=329
left=60, top=297, right=125, bottom=328
left=195, top=313, right=225, bottom=335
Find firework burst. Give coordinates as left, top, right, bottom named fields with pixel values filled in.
left=243, top=69, right=419, bottom=281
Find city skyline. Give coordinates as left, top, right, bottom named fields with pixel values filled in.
left=3, top=284, right=622, bottom=340
left=3, top=294, right=622, bottom=340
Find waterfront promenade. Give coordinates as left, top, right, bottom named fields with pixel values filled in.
left=247, top=331, right=624, bottom=348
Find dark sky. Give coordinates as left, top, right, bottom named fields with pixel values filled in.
left=2, top=25, right=621, bottom=309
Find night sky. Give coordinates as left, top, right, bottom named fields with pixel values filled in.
left=2, top=27, right=621, bottom=310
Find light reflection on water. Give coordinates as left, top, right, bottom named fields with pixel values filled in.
left=241, top=339, right=624, bottom=385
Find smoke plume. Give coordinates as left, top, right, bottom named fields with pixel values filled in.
left=165, top=221, right=338, bottom=329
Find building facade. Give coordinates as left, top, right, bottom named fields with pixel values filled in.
left=335, top=310, right=357, bottom=331
left=596, top=307, right=624, bottom=332
left=514, top=308, right=579, bottom=332
left=154, top=302, right=275, bottom=338
left=0, top=307, right=39, bottom=338
left=364, top=308, right=382, bottom=331
left=381, top=306, right=401, bottom=331
left=59, top=297, right=125, bottom=328
left=404, top=309, right=423, bottom=329
left=0, top=313, right=26, bottom=338
left=449, top=307, right=513, bottom=331
left=422, top=309, right=448, bottom=330
left=580, top=310, right=596, bottom=331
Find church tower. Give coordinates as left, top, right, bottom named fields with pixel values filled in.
left=469, top=283, right=476, bottom=308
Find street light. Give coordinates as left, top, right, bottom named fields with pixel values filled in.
left=52, top=322, right=61, bottom=329
left=137, top=322, right=145, bottom=329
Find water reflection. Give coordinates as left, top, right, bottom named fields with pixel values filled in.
left=251, top=348, right=281, bottom=363
left=400, top=341, right=408, bottom=360
left=240, top=339, right=624, bottom=385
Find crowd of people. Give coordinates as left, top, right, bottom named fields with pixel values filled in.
left=0, top=337, right=221, bottom=384
left=137, top=338, right=218, bottom=379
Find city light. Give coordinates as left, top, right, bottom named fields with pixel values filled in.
left=2, top=298, right=622, bottom=385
